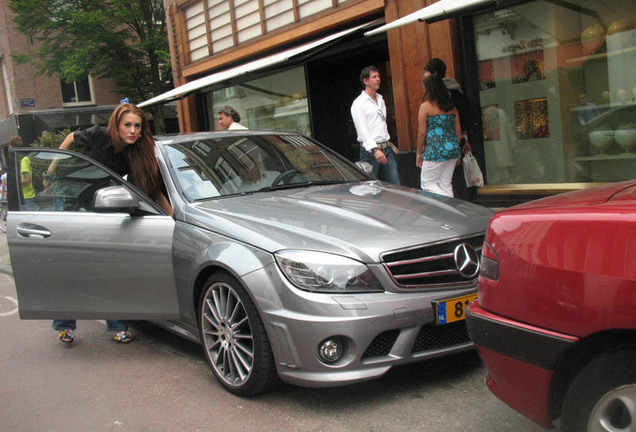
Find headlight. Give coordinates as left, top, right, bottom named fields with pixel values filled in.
left=275, top=250, right=384, bottom=293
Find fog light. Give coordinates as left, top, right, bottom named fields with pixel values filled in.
left=318, top=337, right=343, bottom=363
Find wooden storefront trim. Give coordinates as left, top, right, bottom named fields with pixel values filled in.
left=179, top=0, right=384, bottom=79
left=478, top=183, right=608, bottom=195
left=386, top=0, right=459, bottom=152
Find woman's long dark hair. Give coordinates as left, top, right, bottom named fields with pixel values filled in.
left=107, top=103, right=160, bottom=198
left=423, top=75, right=455, bottom=112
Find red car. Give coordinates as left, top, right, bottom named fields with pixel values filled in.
left=466, top=180, right=636, bottom=432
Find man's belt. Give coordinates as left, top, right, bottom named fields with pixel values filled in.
left=376, top=141, right=390, bottom=149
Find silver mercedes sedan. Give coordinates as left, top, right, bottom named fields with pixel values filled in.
left=7, top=131, right=492, bottom=396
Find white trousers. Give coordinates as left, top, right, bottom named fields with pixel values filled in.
left=420, top=159, right=457, bottom=197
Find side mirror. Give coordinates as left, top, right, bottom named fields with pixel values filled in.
left=93, top=186, right=140, bottom=213
left=355, top=161, right=374, bottom=176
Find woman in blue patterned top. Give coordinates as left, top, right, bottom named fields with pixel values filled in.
left=415, top=74, right=462, bottom=197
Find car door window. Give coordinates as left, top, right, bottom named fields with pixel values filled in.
left=14, top=150, right=122, bottom=212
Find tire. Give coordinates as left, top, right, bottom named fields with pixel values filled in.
left=0, top=205, right=7, bottom=233
left=561, top=349, right=636, bottom=432
left=198, top=272, right=277, bottom=396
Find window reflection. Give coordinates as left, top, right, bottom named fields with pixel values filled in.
left=204, top=67, right=310, bottom=135
left=164, top=134, right=366, bottom=201
left=16, top=151, right=119, bottom=212
left=475, top=0, right=636, bottom=185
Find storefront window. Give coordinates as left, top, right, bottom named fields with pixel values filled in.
left=204, top=66, right=311, bottom=136
left=474, top=0, right=635, bottom=185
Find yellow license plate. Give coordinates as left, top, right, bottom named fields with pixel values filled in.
left=433, top=293, right=478, bottom=325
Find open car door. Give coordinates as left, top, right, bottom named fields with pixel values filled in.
left=7, top=148, right=179, bottom=320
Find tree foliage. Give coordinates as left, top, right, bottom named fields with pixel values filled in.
left=9, top=0, right=173, bottom=131
left=32, top=128, right=74, bottom=149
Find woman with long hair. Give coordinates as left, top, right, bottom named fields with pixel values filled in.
left=48, top=103, right=173, bottom=344
left=415, top=74, right=462, bottom=197
left=103, top=104, right=171, bottom=211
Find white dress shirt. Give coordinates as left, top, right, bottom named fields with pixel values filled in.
left=350, top=90, right=390, bottom=152
left=228, top=122, right=248, bottom=130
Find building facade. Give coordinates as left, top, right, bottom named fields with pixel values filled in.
left=0, top=0, right=126, bottom=149
left=155, top=0, right=635, bottom=204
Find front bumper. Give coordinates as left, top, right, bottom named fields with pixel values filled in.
left=242, top=264, right=477, bottom=388
left=466, top=302, right=579, bottom=428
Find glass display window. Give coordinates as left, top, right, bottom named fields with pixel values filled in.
left=514, top=98, right=549, bottom=140
left=474, top=0, right=636, bottom=185
left=204, top=66, right=311, bottom=136
left=482, top=104, right=501, bottom=141
left=511, top=50, right=545, bottom=84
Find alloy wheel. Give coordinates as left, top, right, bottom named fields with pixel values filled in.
left=201, top=281, right=254, bottom=389
left=589, top=384, right=636, bottom=431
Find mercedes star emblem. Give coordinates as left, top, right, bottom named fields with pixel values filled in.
left=454, top=243, right=480, bottom=278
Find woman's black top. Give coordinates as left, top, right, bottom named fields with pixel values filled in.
left=73, top=125, right=130, bottom=177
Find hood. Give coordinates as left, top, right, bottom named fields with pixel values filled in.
left=504, top=180, right=636, bottom=212
left=185, top=182, right=493, bottom=262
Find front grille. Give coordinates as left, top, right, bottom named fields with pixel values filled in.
left=362, top=330, right=400, bottom=359
left=381, top=235, right=484, bottom=287
left=411, top=321, right=471, bottom=353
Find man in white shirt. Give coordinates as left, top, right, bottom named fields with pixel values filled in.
left=217, top=106, right=248, bottom=130
left=350, top=66, right=400, bottom=185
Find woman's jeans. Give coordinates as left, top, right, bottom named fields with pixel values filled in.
left=52, top=320, right=127, bottom=332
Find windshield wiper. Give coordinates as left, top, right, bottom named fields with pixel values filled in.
left=259, top=179, right=350, bottom=192
left=202, top=180, right=351, bottom=199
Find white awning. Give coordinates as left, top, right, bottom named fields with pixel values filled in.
left=139, top=22, right=373, bottom=108
left=364, top=0, right=498, bottom=37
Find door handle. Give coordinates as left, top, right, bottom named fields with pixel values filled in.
left=16, top=225, right=52, bottom=239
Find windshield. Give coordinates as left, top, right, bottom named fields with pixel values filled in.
left=163, top=134, right=368, bottom=201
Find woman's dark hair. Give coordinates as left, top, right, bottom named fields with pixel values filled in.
left=423, top=75, right=455, bottom=112
left=107, top=103, right=160, bottom=199
left=425, top=58, right=447, bottom=78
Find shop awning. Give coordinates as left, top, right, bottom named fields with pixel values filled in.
left=139, top=22, right=374, bottom=108
left=364, top=0, right=499, bottom=36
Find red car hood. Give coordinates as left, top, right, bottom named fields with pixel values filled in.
left=506, top=180, right=636, bottom=211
